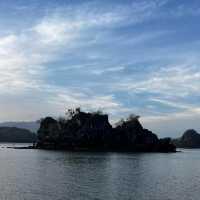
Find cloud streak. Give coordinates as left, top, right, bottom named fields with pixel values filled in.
left=0, top=0, right=200, bottom=137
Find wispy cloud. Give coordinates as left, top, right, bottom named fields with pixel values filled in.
left=0, top=0, right=170, bottom=94
left=113, top=64, right=200, bottom=98
left=0, top=0, right=200, bottom=137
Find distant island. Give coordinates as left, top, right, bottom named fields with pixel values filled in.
left=0, top=127, right=36, bottom=143
left=173, top=129, right=200, bottom=148
left=36, top=108, right=176, bottom=152
left=0, top=121, right=39, bottom=133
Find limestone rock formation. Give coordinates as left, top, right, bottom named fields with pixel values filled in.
left=37, top=109, right=176, bottom=152
left=173, top=129, right=200, bottom=148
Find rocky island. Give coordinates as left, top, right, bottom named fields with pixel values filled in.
left=173, top=129, right=200, bottom=148
left=36, top=108, right=176, bottom=152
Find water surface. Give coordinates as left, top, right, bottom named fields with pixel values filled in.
left=0, top=144, right=199, bottom=200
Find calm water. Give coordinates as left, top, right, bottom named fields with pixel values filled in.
left=0, top=144, right=199, bottom=200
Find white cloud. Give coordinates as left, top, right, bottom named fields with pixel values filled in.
left=150, top=98, right=191, bottom=110
left=52, top=93, right=120, bottom=111
left=0, top=0, right=169, bottom=93
left=91, top=66, right=125, bottom=75
left=0, top=0, right=200, bottom=135
left=114, top=64, right=200, bottom=98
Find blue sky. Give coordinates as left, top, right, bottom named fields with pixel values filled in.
left=0, top=0, right=200, bottom=137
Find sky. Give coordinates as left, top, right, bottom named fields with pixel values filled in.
left=0, top=0, right=200, bottom=137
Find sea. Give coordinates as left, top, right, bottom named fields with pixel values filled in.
left=0, top=144, right=199, bottom=200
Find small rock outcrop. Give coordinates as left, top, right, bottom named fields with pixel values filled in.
left=37, top=109, right=176, bottom=152
left=173, top=129, right=200, bottom=148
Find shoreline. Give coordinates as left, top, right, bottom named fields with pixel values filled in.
left=6, top=145, right=178, bottom=153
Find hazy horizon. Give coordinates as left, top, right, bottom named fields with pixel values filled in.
left=0, top=114, right=199, bottom=138
left=0, top=0, right=200, bottom=137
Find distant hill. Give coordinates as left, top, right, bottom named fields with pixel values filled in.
left=0, top=127, right=37, bottom=143
left=173, top=129, right=200, bottom=148
left=0, top=121, right=39, bottom=133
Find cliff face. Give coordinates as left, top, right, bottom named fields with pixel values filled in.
left=111, top=118, right=158, bottom=151
left=37, top=111, right=176, bottom=152
left=37, top=117, right=60, bottom=148
left=173, top=129, right=200, bottom=148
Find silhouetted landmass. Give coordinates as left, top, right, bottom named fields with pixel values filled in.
left=173, top=129, right=200, bottom=148
left=0, top=127, right=37, bottom=143
left=37, top=108, right=176, bottom=152
left=0, top=121, right=39, bottom=133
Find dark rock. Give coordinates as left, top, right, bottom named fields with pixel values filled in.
left=157, top=138, right=176, bottom=152
left=37, top=117, right=60, bottom=148
left=36, top=109, right=176, bottom=152
left=173, top=129, right=200, bottom=148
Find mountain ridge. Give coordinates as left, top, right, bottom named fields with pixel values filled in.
left=0, top=127, right=37, bottom=143
left=0, top=121, right=39, bottom=133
